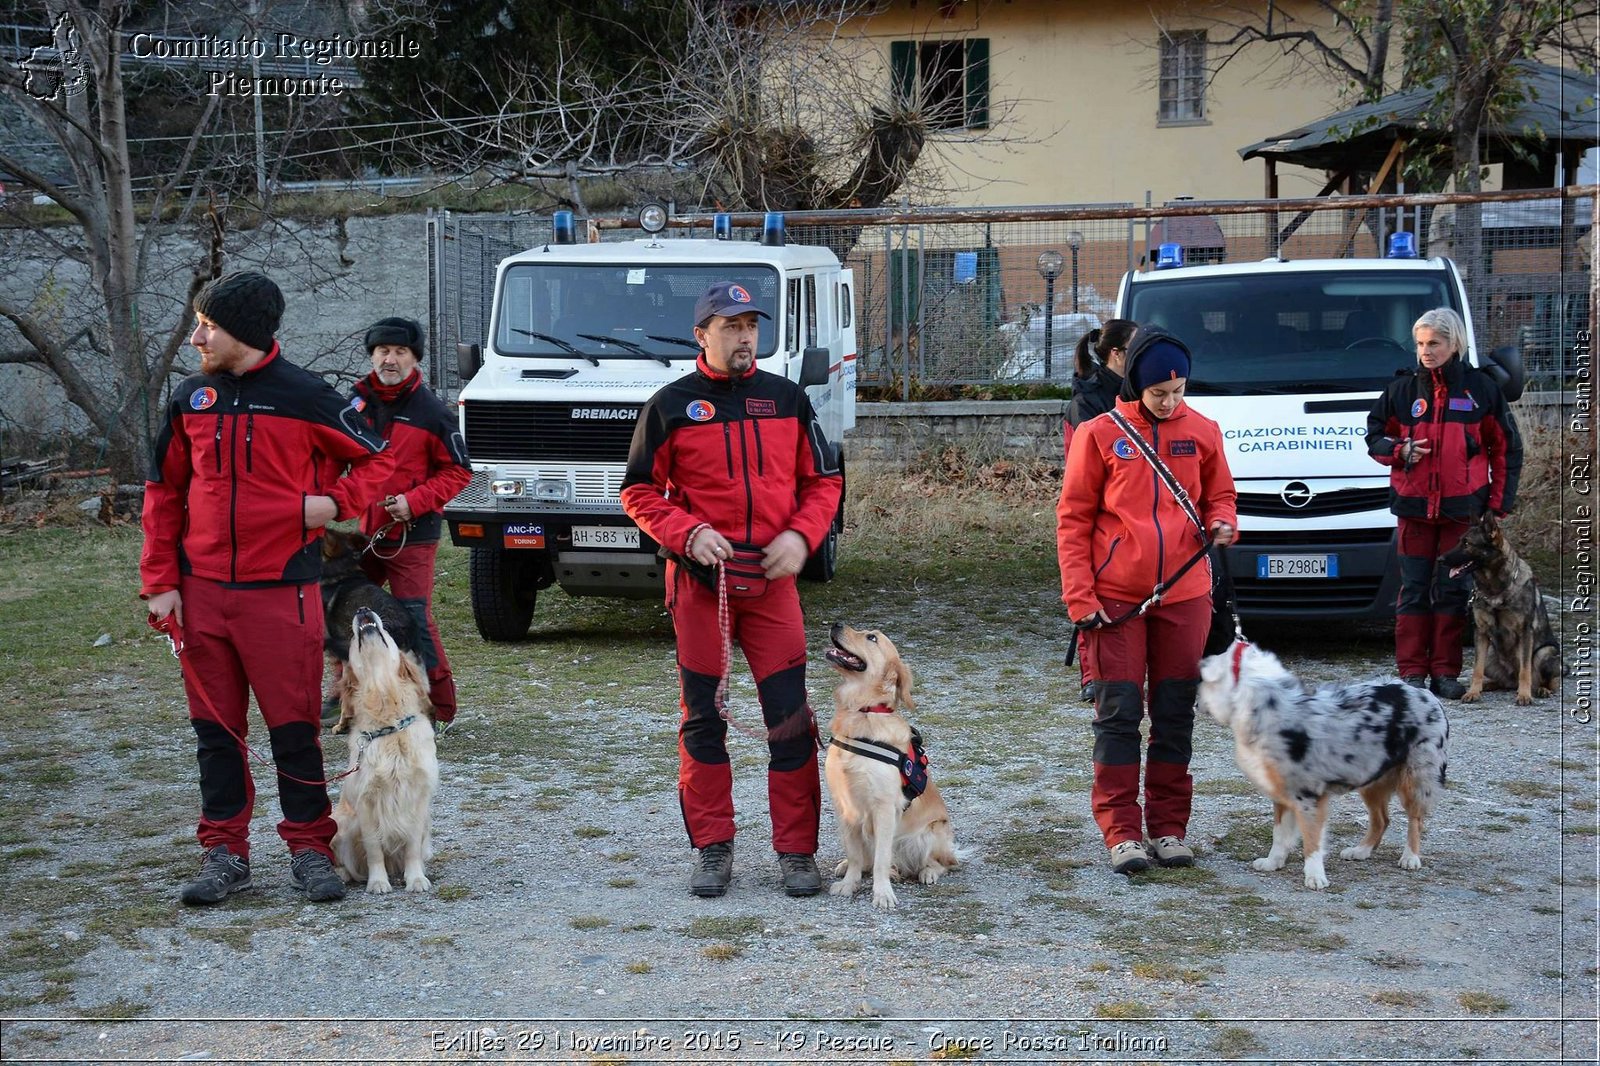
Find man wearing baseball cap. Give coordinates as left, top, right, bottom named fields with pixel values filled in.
left=344, top=316, right=472, bottom=731
left=622, top=280, right=841, bottom=899
left=142, top=271, right=395, bottom=906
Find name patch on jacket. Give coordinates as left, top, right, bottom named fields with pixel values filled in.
left=745, top=398, right=776, bottom=417
left=1448, top=396, right=1477, bottom=411
left=1169, top=440, right=1197, bottom=456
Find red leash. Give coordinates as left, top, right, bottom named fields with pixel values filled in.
left=710, top=561, right=816, bottom=746
left=148, top=613, right=358, bottom=787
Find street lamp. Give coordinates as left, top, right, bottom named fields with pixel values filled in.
left=1037, top=250, right=1064, bottom=379
left=1067, top=230, right=1084, bottom=314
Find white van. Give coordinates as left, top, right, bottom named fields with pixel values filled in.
left=444, top=213, right=856, bottom=640
left=1118, top=240, right=1523, bottom=618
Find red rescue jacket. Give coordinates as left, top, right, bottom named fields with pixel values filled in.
left=351, top=370, right=471, bottom=544
left=620, top=356, right=842, bottom=559
left=1364, top=355, right=1521, bottom=521
left=140, top=345, right=393, bottom=593
left=1057, top=397, right=1237, bottom=621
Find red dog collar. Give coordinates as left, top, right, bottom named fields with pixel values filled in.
left=1231, top=640, right=1250, bottom=683
left=858, top=704, right=896, bottom=714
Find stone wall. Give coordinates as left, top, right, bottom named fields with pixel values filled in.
left=845, top=400, right=1068, bottom=465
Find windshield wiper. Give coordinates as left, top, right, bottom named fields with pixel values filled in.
left=508, top=328, right=599, bottom=366
left=646, top=335, right=701, bottom=351
left=577, top=333, right=671, bottom=367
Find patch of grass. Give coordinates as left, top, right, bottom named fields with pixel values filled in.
left=78, top=997, right=150, bottom=1018
left=608, top=877, right=637, bottom=888
left=608, top=851, right=640, bottom=862
left=1497, top=779, right=1559, bottom=799
left=700, top=943, right=741, bottom=961
left=1093, top=1001, right=1152, bottom=1019
left=684, top=916, right=763, bottom=940
left=571, top=916, right=610, bottom=930
left=625, top=960, right=652, bottom=974
left=1458, top=991, right=1510, bottom=1014
left=419, top=935, right=456, bottom=947
left=573, top=825, right=612, bottom=839
left=1130, top=960, right=1209, bottom=984
left=189, top=927, right=253, bottom=952
left=1211, top=1026, right=1265, bottom=1057
left=1371, top=989, right=1429, bottom=1007
left=435, top=884, right=471, bottom=901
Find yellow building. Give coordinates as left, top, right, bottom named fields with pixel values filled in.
left=834, top=0, right=1367, bottom=206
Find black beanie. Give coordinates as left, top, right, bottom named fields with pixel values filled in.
left=364, top=317, right=425, bottom=361
left=1119, top=326, right=1194, bottom=401
left=193, top=271, right=284, bottom=353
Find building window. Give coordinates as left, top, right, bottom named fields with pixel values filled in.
left=890, top=38, right=989, bottom=130
left=1159, top=29, right=1206, bottom=123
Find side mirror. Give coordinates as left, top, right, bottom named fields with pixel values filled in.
left=1482, top=344, right=1525, bottom=402
left=799, top=345, right=829, bottom=387
left=457, top=342, right=482, bottom=382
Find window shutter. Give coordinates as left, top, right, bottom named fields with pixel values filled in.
left=891, top=40, right=915, bottom=108
left=964, top=38, right=989, bottom=128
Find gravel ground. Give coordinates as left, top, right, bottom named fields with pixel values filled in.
left=1, top=573, right=1595, bottom=1065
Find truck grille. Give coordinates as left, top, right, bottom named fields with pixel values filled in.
left=1235, top=576, right=1386, bottom=612
left=463, top=401, right=642, bottom=463
left=1237, top=487, right=1390, bottom=518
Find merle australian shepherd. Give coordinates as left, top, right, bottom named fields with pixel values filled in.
left=1198, top=641, right=1449, bottom=890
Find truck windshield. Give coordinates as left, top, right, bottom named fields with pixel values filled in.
left=1125, top=269, right=1457, bottom=394
left=495, top=264, right=782, bottom=360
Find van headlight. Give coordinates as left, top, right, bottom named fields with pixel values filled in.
left=490, top=479, right=524, bottom=497
left=532, top=479, right=572, bottom=502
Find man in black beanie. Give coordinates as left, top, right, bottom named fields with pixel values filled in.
left=341, top=316, right=471, bottom=731
left=141, top=270, right=395, bottom=906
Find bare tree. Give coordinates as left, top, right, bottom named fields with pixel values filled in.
left=352, top=0, right=1027, bottom=230
left=0, top=1, right=364, bottom=482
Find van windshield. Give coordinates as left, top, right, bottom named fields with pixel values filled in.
left=1124, top=269, right=1457, bottom=394
left=495, top=264, right=781, bottom=360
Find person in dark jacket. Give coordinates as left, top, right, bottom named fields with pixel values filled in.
left=142, top=271, right=394, bottom=906
left=1365, top=307, right=1522, bottom=698
left=621, top=281, right=842, bottom=900
left=347, top=317, right=472, bottom=731
left=1064, top=319, right=1137, bottom=702
left=1066, top=319, right=1136, bottom=431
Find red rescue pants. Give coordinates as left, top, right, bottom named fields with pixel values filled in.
left=1395, top=517, right=1471, bottom=678
left=177, top=575, right=336, bottom=860
left=1084, top=593, right=1210, bottom=848
left=668, top=563, right=821, bottom=854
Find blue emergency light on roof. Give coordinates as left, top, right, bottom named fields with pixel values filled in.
left=1155, top=242, right=1185, bottom=270
left=1386, top=231, right=1419, bottom=259
left=760, top=212, right=785, bottom=247
left=551, top=210, right=576, bottom=245
left=713, top=213, right=732, bottom=240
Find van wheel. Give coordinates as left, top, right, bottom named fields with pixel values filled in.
left=801, top=524, right=838, bottom=583
left=469, top=546, right=537, bottom=641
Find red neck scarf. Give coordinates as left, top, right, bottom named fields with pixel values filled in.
left=365, top=367, right=420, bottom=403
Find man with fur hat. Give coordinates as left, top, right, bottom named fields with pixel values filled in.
left=141, top=270, right=395, bottom=906
left=344, top=316, right=471, bottom=730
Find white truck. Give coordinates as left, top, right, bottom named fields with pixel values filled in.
left=1117, top=237, right=1524, bottom=619
left=444, top=213, right=856, bottom=640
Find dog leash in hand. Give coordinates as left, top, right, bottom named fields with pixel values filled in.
left=147, top=613, right=359, bottom=787
left=711, top=559, right=818, bottom=747
left=362, top=514, right=409, bottom=561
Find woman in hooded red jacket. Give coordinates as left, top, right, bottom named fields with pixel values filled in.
left=1057, top=326, right=1238, bottom=876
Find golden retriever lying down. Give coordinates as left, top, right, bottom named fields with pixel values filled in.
left=331, top=607, right=439, bottom=894
left=823, top=623, right=958, bottom=910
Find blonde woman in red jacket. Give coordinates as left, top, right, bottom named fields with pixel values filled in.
left=1057, top=327, right=1238, bottom=875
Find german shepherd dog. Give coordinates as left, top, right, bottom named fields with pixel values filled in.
left=1441, top=513, right=1568, bottom=706
left=1199, top=641, right=1449, bottom=890
left=321, top=529, right=423, bottom=732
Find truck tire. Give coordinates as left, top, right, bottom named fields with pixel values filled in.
left=802, top=454, right=845, bottom=583
left=469, top=546, right=537, bottom=641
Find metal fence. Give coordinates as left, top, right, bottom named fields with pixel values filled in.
left=427, top=189, right=1593, bottom=399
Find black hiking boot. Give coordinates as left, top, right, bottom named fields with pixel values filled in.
left=289, top=849, right=347, bottom=902
left=689, top=842, right=734, bottom=898
left=777, top=853, right=822, bottom=897
left=179, top=845, right=252, bottom=906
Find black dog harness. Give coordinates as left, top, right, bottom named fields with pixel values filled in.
left=828, top=707, right=930, bottom=802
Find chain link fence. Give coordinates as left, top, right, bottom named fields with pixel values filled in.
left=428, top=191, right=1593, bottom=399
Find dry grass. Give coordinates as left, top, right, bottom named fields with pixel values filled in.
left=1504, top=422, right=1584, bottom=582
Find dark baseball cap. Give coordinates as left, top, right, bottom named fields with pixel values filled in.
left=693, top=282, right=771, bottom=328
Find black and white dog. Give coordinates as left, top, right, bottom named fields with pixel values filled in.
left=1198, top=641, right=1450, bottom=890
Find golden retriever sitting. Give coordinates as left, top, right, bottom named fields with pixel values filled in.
left=823, top=623, right=958, bottom=909
left=331, top=607, right=439, bottom=894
